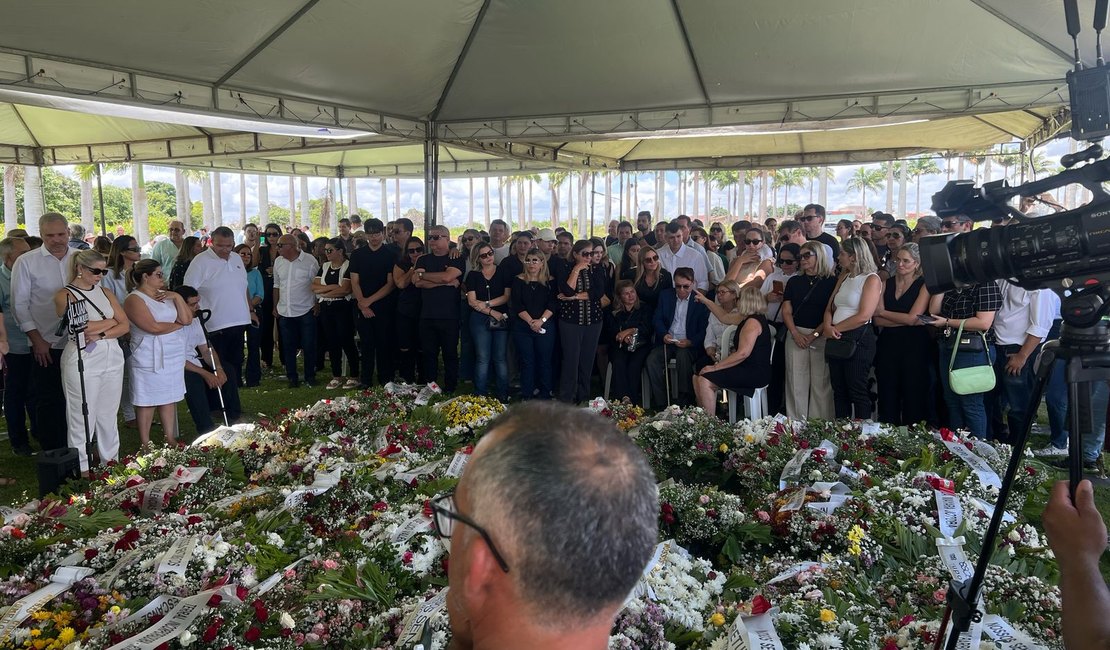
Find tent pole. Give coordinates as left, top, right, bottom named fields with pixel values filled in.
left=424, top=123, right=439, bottom=233
left=589, top=173, right=596, bottom=238
left=95, top=163, right=107, bottom=236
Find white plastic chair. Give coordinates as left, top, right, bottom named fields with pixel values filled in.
left=604, top=362, right=651, bottom=409
left=724, top=324, right=776, bottom=424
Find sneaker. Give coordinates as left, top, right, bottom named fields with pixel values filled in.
left=343, top=378, right=361, bottom=389
left=1033, top=444, right=1069, bottom=457
left=1086, top=458, right=1108, bottom=478
left=327, top=378, right=343, bottom=390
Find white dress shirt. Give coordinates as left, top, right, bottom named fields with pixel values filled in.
left=761, top=268, right=797, bottom=322
left=11, top=245, right=75, bottom=349
left=669, top=294, right=690, bottom=341
left=182, top=248, right=250, bottom=332
left=659, top=245, right=709, bottom=291
left=993, top=281, right=1054, bottom=346
left=274, top=251, right=321, bottom=318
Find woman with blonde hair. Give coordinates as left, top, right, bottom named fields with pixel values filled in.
left=780, top=240, right=838, bottom=419
left=874, top=242, right=931, bottom=424
left=823, top=237, right=882, bottom=419
left=511, top=247, right=557, bottom=399
left=725, top=226, right=775, bottom=289
left=52, top=250, right=130, bottom=473
left=465, top=241, right=511, bottom=400
left=124, top=259, right=193, bottom=447
left=703, top=278, right=743, bottom=364
left=633, top=244, right=672, bottom=316
left=694, top=286, right=772, bottom=413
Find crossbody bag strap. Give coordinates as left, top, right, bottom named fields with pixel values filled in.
left=64, top=284, right=108, bottom=320
left=948, top=319, right=990, bottom=372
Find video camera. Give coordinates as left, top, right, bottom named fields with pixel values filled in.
left=920, top=146, right=1110, bottom=298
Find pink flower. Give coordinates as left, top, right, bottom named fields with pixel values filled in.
left=756, top=511, right=771, bottom=523
left=323, top=559, right=339, bottom=570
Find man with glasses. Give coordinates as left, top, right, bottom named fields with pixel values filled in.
left=870, top=211, right=895, bottom=259
left=183, top=226, right=254, bottom=421
left=658, top=222, right=709, bottom=291
left=777, top=219, right=807, bottom=247
left=0, top=236, right=35, bottom=456
left=941, top=214, right=974, bottom=233
left=800, top=203, right=840, bottom=257
left=151, top=220, right=186, bottom=278
left=11, top=213, right=74, bottom=451
left=415, top=225, right=466, bottom=392
left=434, top=402, right=656, bottom=650
left=646, top=267, right=709, bottom=406
left=349, top=218, right=396, bottom=387
left=912, top=215, right=943, bottom=243
left=389, top=218, right=413, bottom=254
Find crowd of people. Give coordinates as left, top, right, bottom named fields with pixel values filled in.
left=0, top=197, right=1095, bottom=475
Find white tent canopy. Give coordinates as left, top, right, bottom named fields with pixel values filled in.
left=0, top=0, right=1086, bottom=177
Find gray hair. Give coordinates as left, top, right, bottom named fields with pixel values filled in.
left=69, top=223, right=86, bottom=240
left=0, top=237, right=16, bottom=259
left=40, top=212, right=68, bottom=232
left=916, top=215, right=943, bottom=234
left=464, top=402, right=658, bottom=626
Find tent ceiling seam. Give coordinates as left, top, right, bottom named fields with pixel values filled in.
left=967, top=0, right=1074, bottom=65
left=970, top=114, right=1023, bottom=140
left=214, top=0, right=322, bottom=87
left=669, top=0, right=711, bottom=108
left=10, top=105, right=40, bottom=148
left=429, top=0, right=492, bottom=122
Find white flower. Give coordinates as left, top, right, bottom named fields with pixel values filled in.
left=179, top=631, right=195, bottom=646
left=280, top=611, right=296, bottom=629
left=814, top=633, right=843, bottom=649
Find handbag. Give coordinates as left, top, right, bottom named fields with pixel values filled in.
left=823, top=336, right=857, bottom=360
left=484, top=281, right=508, bottom=330
left=947, top=320, right=996, bottom=395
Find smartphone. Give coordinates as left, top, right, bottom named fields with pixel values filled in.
left=772, top=280, right=784, bottom=294
left=917, top=314, right=936, bottom=324
left=259, top=234, right=267, bottom=246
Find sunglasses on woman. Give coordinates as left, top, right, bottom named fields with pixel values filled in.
left=745, top=239, right=762, bottom=245
left=478, top=251, right=494, bottom=259
left=82, top=267, right=108, bottom=276
left=776, top=258, right=797, bottom=266
left=408, top=246, right=424, bottom=254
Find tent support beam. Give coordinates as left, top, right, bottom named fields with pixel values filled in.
left=967, top=0, right=1075, bottom=65
left=424, top=124, right=440, bottom=229
left=441, top=138, right=619, bottom=170
left=430, top=0, right=492, bottom=122
left=669, top=0, right=711, bottom=108
left=621, top=148, right=932, bottom=171
left=1023, top=106, right=1070, bottom=148
left=214, top=0, right=322, bottom=87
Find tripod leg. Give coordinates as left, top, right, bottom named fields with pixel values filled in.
left=1067, top=375, right=1090, bottom=499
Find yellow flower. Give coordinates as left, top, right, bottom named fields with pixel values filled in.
left=719, top=443, right=729, bottom=453
left=56, top=628, right=75, bottom=645
left=29, top=630, right=40, bottom=638
left=709, top=612, right=726, bottom=627
left=819, top=609, right=836, bottom=623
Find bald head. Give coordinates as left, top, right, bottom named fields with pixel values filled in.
left=168, top=220, right=185, bottom=245
left=277, top=234, right=299, bottom=261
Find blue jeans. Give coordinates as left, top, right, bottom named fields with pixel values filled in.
left=1076, top=381, right=1110, bottom=462
left=278, top=311, right=317, bottom=384
left=939, top=343, right=996, bottom=439
left=1045, top=319, right=1068, bottom=449
left=992, top=343, right=1039, bottom=440
left=469, top=311, right=508, bottom=399
left=512, top=322, right=556, bottom=399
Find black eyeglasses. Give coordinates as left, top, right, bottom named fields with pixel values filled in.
left=799, top=215, right=820, bottom=222
left=266, top=232, right=281, bottom=238
left=126, top=247, right=141, bottom=253
left=800, top=251, right=816, bottom=259
left=407, top=246, right=424, bottom=254
left=429, top=234, right=446, bottom=241
left=776, top=258, right=797, bottom=266
left=462, top=236, right=476, bottom=242
left=941, top=220, right=963, bottom=228
left=324, top=248, right=336, bottom=253
left=745, top=239, right=762, bottom=245
left=430, top=492, right=510, bottom=573
left=643, top=254, right=659, bottom=262
left=83, top=267, right=108, bottom=276
left=478, top=251, right=494, bottom=259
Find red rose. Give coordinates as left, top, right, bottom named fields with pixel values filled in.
left=114, top=528, right=140, bottom=550
left=245, top=626, right=262, bottom=642
left=236, top=585, right=250, bottom=602
left=253, top=600, right=269, bottom=623
left=155, top=642, right=169, bottom=650
left=207, top=594, right=223, bottom=607
left=84, top=548, right=98, bottom=561
left=203, top=618, right=223, bottom=643
left=751, top=594, right=772, bottom=615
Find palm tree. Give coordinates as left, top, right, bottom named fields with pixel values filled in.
left=2, top=165, right=17, bottom=231
left=906, top=157, right=942, bottom=215
left=347, top=178, right=358, bottom=215
left=212, top=173, right=224, bottom=226
left=846, top=167, right=884, bottom=214
left=483, top=177, right=491, bottom=228
left=549, top=171, right=569, bottom=225
left=75, top=163, right=128, bottom=235
left=468, top=177, right=475, bottom=227
left=174, top=169, right=190, bottom=223
left=1028, top=150, right=1052, bottom=180
left=258, top=175, right=269, bottom=222
left=300, top=177, right=310, bottom=228
left=23, top=166, right=44, bottom=233
left=773, top=168, right=806, bottom=214
left=964, top=150, right=990, bottom=184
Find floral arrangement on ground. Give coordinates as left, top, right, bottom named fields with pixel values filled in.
left=0, top=387, right=1062, bottom=650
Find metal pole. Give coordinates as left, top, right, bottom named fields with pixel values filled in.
left=589, top=173, right=596, bottom=238
left=95, top=163, right=107, bottom=236
left=423, top=122, right=439, bottom=234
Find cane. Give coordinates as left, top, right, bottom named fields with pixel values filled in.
left=663, top=341, right=671, bottom=406
left=196, top=309, right=230, bottom=427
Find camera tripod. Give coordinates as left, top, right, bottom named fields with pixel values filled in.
left=939, top=282, right=1110, bottom=648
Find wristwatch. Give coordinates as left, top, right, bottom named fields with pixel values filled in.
left=812, top=330, right=820, bottom=337
left=541, top=316, right=548, bottom=323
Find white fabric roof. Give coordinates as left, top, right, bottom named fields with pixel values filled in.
left=0, top=0, right=1085, bottom=175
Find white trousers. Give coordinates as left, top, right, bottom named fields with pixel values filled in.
left=783, top=326, right=835, bottom=421
left=62, top=338, right=124, bottom=471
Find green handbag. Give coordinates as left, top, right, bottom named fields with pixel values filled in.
left=947, top=320, right=996, bottom=396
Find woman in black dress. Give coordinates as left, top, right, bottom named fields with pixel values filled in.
left=618, top=236, right=643, bottom=282
left=605, top=280, right=653, bottom=404
left=873, top=242, right=931, bottom=425
left=257, top=223, right=283, bottom=369
left=694, top=286, right=772, bottom=412
left=391, top=237, right=425, bottom=383
left=633, top=246, right=672, bottom=317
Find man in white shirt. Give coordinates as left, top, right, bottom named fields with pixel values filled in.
left=990, top=280, right=1055, bottom=444
left=11, top=213, right=75, bottom=451
left=273, top=234, right=321, bottom=387
left=657, top=222, right=709, bottom=291
left=150, top=220, right=185, bottom=277
left=489, top=219, right=511, bottom=264
left=183, top=226, right=254, bottom=421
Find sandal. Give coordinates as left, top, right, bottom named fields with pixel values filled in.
left=343, top=378, right=361, bottom=389
left=326, top=378, right=343, bottom=390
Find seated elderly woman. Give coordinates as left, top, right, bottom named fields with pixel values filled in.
left=692, top=286, right=773, bottom=413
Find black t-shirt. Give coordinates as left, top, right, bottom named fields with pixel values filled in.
left=394, top=257, right=421, bottom=318
left=349, top=245, right=396, bottom=307
left=415, top=253, right=466, bottom=320
left=500, top=255, right=524, bottom=280
left=465, top=267, right=510, bottom=304
left=808, top=232, right=840, bottom=258
left=783, top=274, right=838, bottom=329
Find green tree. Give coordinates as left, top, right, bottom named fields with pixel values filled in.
left=846, top=167, right=884, bottom=213
left=906, top=158, right=942, bottom=215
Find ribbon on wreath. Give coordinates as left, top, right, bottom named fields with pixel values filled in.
left=103, top=583, right=242, bottom=650
left=397, top=588, right=449, bottom=646
left=0, top=567, right=95, bottom=641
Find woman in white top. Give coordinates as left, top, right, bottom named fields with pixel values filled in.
left=101, top=235, right=142, bottom=427
left=725, top=226, right=774, bottom=289
left=52, top=250, right=130, bottom=474
left=312, top=238, right=360, bottom=390
left=124, top=259, right=193, bottom=448
left=703, top=278, right=742, bottom=364
left=822, top=237, right=882, bottom=419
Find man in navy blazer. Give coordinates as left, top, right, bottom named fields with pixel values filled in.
left=646, top=267, right=709, bottom=407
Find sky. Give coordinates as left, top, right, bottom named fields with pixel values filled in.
left=58, top=137, right=1074, bottom=229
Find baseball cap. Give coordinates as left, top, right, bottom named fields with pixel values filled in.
left=537, top=227, right=557, bottom=242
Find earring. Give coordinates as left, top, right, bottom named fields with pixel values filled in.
left=77, top=272, right=82, bottom=278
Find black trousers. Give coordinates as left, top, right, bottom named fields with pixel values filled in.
left=420, top=318, right=460, bottom=392
left=356, top=308, right=395, bottom=386
left=609, top=344, right=651, bottom=404
left=558, top=321, right=603, bottom=403
left=827, top=326, right=878, bottom=419
left=321, top=301, right=360, bottom=378
left=207, top=325, right=245, bottom=421
left=4, top=352, right=37, bottom=450
left=260, top=286, right=280, bottom=368
left=875, top=329, right=930, bottom=425
left=32, top=348, right=67, bottom=451
left=183, top=369, right=217, bottom=434
left=768, top=327, right=787, bottom=416
left=396, top=312, right=422, bottom=383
